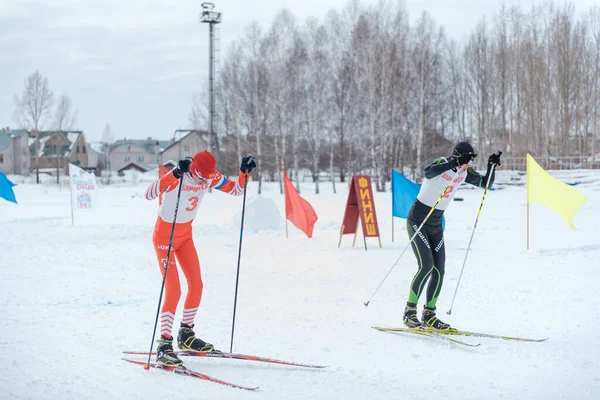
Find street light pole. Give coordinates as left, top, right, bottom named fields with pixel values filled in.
left=200, top=2, right=221, bottom=154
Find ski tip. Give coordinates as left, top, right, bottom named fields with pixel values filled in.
left=363, top=301, right=370, bottom=307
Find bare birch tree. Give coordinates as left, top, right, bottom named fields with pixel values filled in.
left=101, top=124, right=114, bottom=184
left=53, top=93, right=78, bottom=131
left=14, top=70, right=54, bottom=183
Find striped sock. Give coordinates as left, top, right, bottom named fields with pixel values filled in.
left=182, top=307, right=198, bottom=327
left=160, top=311, right=175, bottom=337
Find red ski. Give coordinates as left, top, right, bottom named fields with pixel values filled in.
left=123, top=350, right=327, bottom=369
left=122, top=358, right=259, bottom=391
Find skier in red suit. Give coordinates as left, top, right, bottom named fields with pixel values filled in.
left=145, top=150, right=256, bottom=366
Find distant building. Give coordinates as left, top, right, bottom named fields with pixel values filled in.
left=109, top=138, right=171, bottom=173
left=0, top=128, right=30, bottom=175
left=29, top=130, right=95, bottom=175
left=160, top=130, right=209, bottom=166
left=106, top=131, right=209, bottom=174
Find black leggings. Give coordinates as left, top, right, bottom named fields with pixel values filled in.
left=406, top=219, right=446, bottom=309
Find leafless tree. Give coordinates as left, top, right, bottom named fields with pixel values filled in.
left=53, top=93, right=78, bottom=131
left=101, top=124, right=114, bottom=184
left=411, top=12, right=445, bottom=180
left=206, top=0, right=600, bottom=187
left=13, top=70, right=54, bottom=183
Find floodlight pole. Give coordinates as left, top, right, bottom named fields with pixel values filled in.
left=200, top=3, right=221, bottom=154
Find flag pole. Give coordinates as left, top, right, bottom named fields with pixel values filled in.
left=527, top=196, right=530, bottom=250
left=391, top=170, right=395, bottom=243
left=526, top=157, right=530, bottom=250
left=69, top=165, right=74, bottom=225
left=283, top=169, right=288, bottom=239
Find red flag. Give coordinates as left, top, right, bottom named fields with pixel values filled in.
left=283, top=170, right=318, bottom=238
left=158, top=165, right=169, bottom=205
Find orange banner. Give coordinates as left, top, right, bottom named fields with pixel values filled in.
left=338, top=175, right=381, bottom=250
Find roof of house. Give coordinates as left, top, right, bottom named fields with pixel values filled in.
left=88, top=142, right=104, bottom=154
left=0, top=129, right=28, bottom=151
left=117, top=161, right=151, bottom=173
left=111, top=138, right=172, bottom=154
left=160, top=130, right=208, bottom=154
left=28, top=131, right=83, bottom=157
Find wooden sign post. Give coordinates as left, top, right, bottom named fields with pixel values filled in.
left=338, top=175, right=382, bottom=250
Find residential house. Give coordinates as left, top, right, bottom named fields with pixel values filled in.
left=160, top=130, right=209, bottom=166
left=29, top=130, right=93, bottom=175
left=109, top=138, right=171, bottom=173
left=0, top=128, right=30, bottom=175
left=85, top=142, right=100, bottom=171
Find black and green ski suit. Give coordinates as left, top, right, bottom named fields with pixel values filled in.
left=406, top=158, right=495, bottom=308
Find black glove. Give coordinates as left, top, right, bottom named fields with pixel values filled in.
left=240, top=154, right=257, bottom=173
left=451, top=152, right=477, bottom=166
left=488, top=151, right=502, bottom=167
left=173, top=158, right=192, bottom=178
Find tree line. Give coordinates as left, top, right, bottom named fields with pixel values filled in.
left=13, top=70, right=79, bottom=183
left=198, top=0, right=600, bottom=193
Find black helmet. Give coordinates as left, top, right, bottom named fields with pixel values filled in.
left=453, top=142, right=476, bottom=158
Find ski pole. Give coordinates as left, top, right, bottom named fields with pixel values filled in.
left=447, top=161, right=498, bottom=316
left=363, top=168, right=461, bottom=307
left=229, top=172, right=249, bottom=353
left=145, top=175, right=185, bottom=370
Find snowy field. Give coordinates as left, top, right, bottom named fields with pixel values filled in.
left=1, top=171, right=600, bottom=399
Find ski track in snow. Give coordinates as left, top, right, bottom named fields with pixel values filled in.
left=1, top=172, right=599, bottom=399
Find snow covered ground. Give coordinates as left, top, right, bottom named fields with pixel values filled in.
left=1, top=171, right=599, bottom=399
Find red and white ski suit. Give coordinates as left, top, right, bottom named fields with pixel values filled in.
left=145, top=169, right=247, bottom=338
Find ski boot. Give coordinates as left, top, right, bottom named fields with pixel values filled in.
left=177, top=323, right=216, bottom=353
left=421, top=307, right=455, bottom=331
left=156, top=335, right=183, bottom=366
left=403, top=304, right=423, bottom=329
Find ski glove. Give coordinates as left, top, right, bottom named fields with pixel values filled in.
left=451, top=152, right=477, bottom=166
left=173, top=158, right=192, bottom=178
left=240, top=154, right=257, bottom=173
left=488, top=151, right=502, bottom=167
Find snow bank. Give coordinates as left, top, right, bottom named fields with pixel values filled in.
left=232, top=195, right=282, bottom=232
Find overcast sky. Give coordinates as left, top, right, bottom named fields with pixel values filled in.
left=0, top=0, right=596, bottom=143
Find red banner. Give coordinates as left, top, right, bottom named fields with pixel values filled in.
left=338, top=175, right=381, bottom=250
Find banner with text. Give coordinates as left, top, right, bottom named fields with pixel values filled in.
left=338, top=175, right=381, bottom=250
left=70, top=163, right=97, bottom=211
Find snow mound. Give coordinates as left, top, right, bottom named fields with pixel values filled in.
left=232, top=195, right=281, bottom=232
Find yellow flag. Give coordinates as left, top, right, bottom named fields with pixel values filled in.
left=526, top=154, right=587, bottom=230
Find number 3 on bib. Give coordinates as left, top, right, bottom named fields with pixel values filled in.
left=186, top=196, right=199, bottom=211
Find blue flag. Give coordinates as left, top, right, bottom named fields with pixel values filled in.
left=392, top=169, right=420, bottom=219
left=0, top=172, right=17, bottom=203
left=391, top=169, right=444, bottom=229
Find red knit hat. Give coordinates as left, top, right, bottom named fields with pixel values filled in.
left=191, top=150, right=217, bottom=179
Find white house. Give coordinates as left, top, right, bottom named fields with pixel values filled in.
left=0, top=128, right=30, bottom=176
left=160, top=130, right=209, bottom=165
